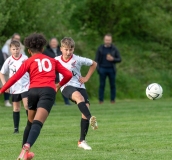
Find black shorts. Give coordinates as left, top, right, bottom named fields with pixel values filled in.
left=28, top=87, right=56, bottom=113
left=62, top=86, right=90, bottom=104
left=12, top=91, right=28, bottom=102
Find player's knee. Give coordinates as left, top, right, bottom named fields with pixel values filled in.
left=13, top=107, right=20, bottom=112
left=72, top=92, right=84, bottom=103
left=75, top=95, right=84, bottom=103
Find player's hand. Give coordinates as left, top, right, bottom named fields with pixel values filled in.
left=106, top=54, right=114, bottom=61
left=55, top=83, right=61, bottom=92
left=79, top=76, right=89, bottom=84
left=5, top=89, right=10, bottom=93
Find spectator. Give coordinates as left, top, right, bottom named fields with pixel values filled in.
left=95, top=33, right=122, bottom=104
left=2, top=33, right=25, bottom=56
left=0, top=49, right=12, bottom=107
left=43, top=37, right=71, bottom=105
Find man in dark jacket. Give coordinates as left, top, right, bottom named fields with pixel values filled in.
left=43, top=37, right=71, bottom=105
left=95, top=34, right=122, bottom=104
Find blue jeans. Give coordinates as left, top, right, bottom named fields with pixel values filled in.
left=62, top=94, right=71, bottom=105
left=98, top=67, right=116, bottom=102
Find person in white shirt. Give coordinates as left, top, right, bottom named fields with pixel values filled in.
left=2, top=33, right=25, bottom=56
left=1, top=33, right=25, bottom=107
left=0, top=40, right=29, bottom=133
left=55, top=37, right=98, bottom=150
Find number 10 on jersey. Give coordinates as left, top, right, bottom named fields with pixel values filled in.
left=35, top=58, right=52, bottom=72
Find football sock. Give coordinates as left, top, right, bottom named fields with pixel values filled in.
left=26, top=110, right=28, bottom=116
left=26, top=120, right=43, bottom=147
left=22, top=120, right=32, bottom=146
left=13, top=111, right=20, bottom=131
left=77, top=102, right=91, bottom=120
left=79, top=118, right=89, bottom=142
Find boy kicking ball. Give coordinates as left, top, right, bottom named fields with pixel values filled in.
left=55, top=37, right=98, bottom=150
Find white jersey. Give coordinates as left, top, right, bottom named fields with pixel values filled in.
left=0, top=54, right=29, bottom=94
left=55, top=54, right=93, bottom=91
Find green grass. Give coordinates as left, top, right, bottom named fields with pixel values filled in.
left=0, top=99, right=172, bottom=160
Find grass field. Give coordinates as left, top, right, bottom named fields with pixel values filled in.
left=0, top=99, right=172, bottom=160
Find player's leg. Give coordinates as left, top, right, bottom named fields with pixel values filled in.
left=108, top=68, right=116, bottom=103
left=98, top=67, right=107, bottom=103
left=18, top=109, right=36, bottom=160
left=72, top=91, right=92, bottom=120
left=19, top=108, right=47, bottom=160
left=62, top=86, right=92, bottom=120
left=21, top=91, right=29, bottom=116
left=79, top=89, right=90, bottom=142
left=26, top=108, right=49, bottom=147
left=18, top=89, right=38, bottom=160
left=18, top=87, right=55, bottom=160
left=12, top=94, right=22, bottom=133
left=78, top=102, right=91, bottom=150
left=78, top=89, right=97, bottom=150
left=22, top=109, right=36, bottom=146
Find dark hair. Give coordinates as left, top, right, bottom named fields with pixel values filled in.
left=24, top=33, right=47, bottom=53
left=104, top=33, right=112, bottom=38
left=10, top=40, right=20, bottom=48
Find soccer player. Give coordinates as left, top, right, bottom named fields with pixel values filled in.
left=0, top=33, right=72, bottom=160
left=0, top=40, right=29, bottom=133
left=55, top=37, right=98, bottom=150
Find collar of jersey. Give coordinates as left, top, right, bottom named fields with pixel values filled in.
left=61, top=54, right=73, bottom=63
left=12, top=54, right=22, bottom=60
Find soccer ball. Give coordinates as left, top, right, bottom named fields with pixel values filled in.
left=146, top=83, right=163, bottom=100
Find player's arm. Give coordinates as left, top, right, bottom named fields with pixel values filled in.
left=79, top=60, right=97, bottom=84
left=55, top=60, right=72, bottom=90
left=0, top=62, right=28, bottom=94
left=0, top=72, right=7, bottom=85
left=0, top=59, right=9, bottom=85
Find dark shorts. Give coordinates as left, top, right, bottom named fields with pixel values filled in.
left=28, top=87, right=56, bottom=113
left=12, top=91, right=28, bottom=102
left=62, top=86, right=90, bottom=104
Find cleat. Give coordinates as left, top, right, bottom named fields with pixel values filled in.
left=27, top=152, right=34, bottom=160
left=17, top=143, right=30, bottom=160
left=90, top=116, right=98, bottom=130
left=14, top=128, right=19, bottom=134
left=13, top=130, right=19, bottom=134
left=78, top=140, right=92, bottom=150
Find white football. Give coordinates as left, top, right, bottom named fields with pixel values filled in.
left=146, top=83, right=163, bottom=100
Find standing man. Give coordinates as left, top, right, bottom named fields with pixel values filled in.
left=43, top=37, right=71, bottom=105
left=95, top=33, right=122, bottom=104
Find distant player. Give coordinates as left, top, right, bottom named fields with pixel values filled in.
left=0, top=33, right=72, bottom=160
left=55, top=37, right=98, bottom=150
left=0, top=40, right=29, bottom=133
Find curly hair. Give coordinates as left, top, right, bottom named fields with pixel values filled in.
left=24, top=33, right=47, bottom=53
